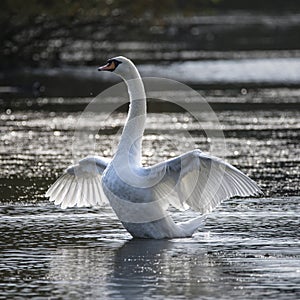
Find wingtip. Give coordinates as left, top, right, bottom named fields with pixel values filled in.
left=252, top=186, right=264, bottom=197
left=45, top=189, right=51, bottom=198
left=61, top=202, right=68, bottom=209
left=258, top=188, right=264, bottom=196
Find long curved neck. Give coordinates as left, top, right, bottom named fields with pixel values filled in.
left=114, top=66, right=146, bottom=166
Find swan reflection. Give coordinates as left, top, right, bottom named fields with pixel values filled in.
left=48, top=238, right=231, bottom=299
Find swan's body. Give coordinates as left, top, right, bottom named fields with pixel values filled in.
left=46, top=56, right=261, bottom=239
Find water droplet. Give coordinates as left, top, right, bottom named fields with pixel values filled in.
left=241, top=88, right=248, bottom=95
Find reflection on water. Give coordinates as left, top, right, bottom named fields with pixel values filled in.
left=48, top=239, right=228, bottom=299
left=0, top=86, right=299, bottom=299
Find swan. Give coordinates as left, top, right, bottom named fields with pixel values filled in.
left=46, top=56, right=262, bottom=239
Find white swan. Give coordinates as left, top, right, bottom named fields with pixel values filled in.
left=46, top=56, right=261, bottom=239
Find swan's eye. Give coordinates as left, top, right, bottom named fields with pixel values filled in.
left=109, top=59, right=122, bottom=68
left=98, top=59, right=122, bottom=72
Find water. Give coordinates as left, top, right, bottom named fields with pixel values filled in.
left=4, top=57, right=300, bottom=98
left=0, top=84, right=299, bottom=298
left=0, top=199, right=299, bottom=299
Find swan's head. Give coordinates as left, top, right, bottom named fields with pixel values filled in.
left=98, top=56, right=137, bottom=79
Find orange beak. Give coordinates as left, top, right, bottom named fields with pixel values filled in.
left=98, top=61, right=116, bottom=71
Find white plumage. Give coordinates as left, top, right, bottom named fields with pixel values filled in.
left=46, top=56, right=261, bottom=239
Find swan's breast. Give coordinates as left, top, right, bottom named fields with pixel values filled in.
left=102, top=165, right=153, bottom=203
left=101, top=165, right=169, bottom=224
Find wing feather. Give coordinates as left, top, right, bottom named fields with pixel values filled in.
left=52, top=175, right=69, bottom=205
left=65, top=180, right=78, bottom=208
left=46, top=156, right=110, bottom=208
left=149, top=150, right=261, bottom=214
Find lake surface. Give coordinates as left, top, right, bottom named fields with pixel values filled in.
left=0, top=82, right=299, bottom=298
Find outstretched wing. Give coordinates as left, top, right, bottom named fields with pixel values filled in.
left=46, top=156, right=110, bottom=209
left=147, top=150, right=262, bottom=214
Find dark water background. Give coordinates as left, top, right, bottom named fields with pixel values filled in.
left=1, top=7, right=300, bottom=300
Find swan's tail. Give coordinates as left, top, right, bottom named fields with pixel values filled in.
left=177, top=215, right=207, bottom=237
